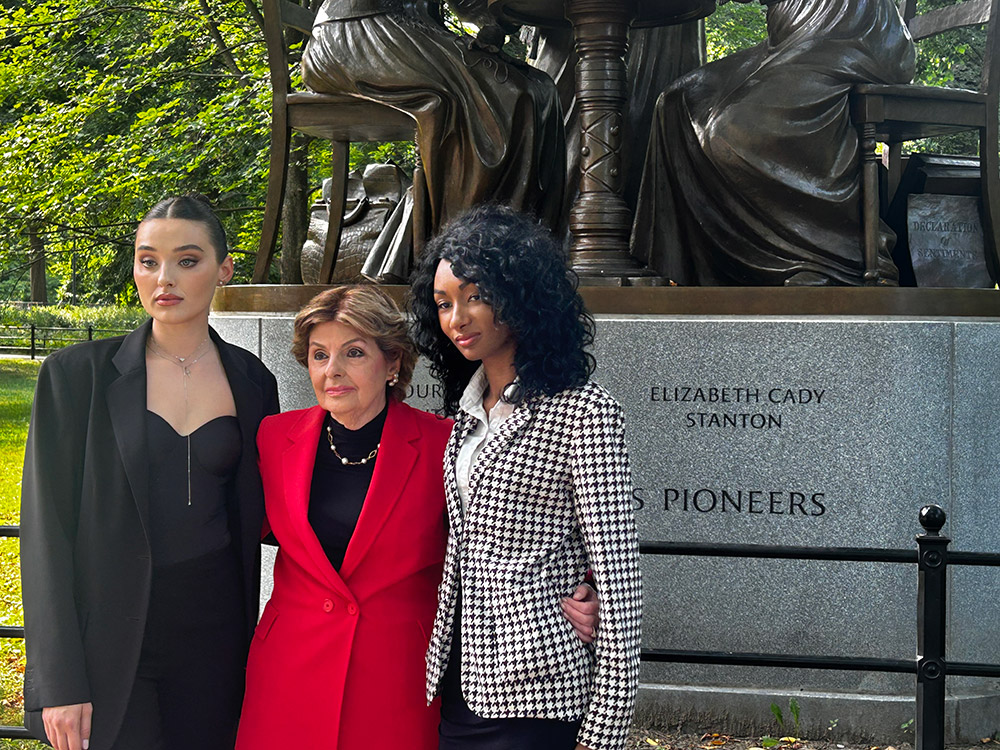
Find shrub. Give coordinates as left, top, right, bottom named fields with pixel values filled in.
left=0, top=305, right=146, bottom=331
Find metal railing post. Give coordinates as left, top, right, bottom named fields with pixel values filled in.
left=916, top=504, right=949, bottom=750
left=30, top=324, right=36, bottom=360
left=88, top=325, right=93, bottom=341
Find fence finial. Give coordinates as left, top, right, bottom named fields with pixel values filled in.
left=919, top=504, right=947, bottom=534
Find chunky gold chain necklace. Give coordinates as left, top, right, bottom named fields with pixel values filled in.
left=326, top=424, right=379, bottom=466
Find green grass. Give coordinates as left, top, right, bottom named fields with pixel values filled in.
left=0, top=359, right=38, bottom=522
left=0, top=360, right=44, bottom=748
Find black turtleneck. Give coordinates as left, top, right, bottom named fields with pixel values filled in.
left=308, top=403, right=388, bottom=571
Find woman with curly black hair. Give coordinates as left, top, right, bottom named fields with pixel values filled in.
left=410, top=204, right=643, bottom=750
left=409, top=204, right=597, bottom=415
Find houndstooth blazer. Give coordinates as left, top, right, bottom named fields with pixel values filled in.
left=425, top=381, right=642, bottom=750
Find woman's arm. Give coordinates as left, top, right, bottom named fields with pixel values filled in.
left=570, top=394, right=642, bottom=750
left=20, top=355, right=93, bottom=712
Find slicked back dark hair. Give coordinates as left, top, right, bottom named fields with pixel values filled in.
left=140, top=194, right=229, bottom=263
left=409, top=204, right=595, bottom=416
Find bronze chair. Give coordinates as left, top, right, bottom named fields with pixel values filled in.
left=850, top=0, right=1000, bottom=285
left=253, top=0, right=424, bottom=283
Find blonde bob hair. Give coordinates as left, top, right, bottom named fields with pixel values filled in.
left=291, top=285, right=417, bottom=403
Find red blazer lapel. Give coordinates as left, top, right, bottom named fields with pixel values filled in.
left=339, top=400, right=419, bottom=581
left=281, top=405, right=355, bottom=601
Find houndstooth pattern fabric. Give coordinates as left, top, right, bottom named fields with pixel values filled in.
left=425, top=381, right=642, bottom=750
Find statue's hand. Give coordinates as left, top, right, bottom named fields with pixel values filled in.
left=468, top=24, right=529, bottom=67
left=472, top=24, right=507, bottom=54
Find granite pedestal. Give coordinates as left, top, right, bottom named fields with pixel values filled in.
left=211, top=310, right=1000, bottom=743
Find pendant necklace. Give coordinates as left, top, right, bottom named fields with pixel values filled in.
left=147, top=336, right=212, bottom=505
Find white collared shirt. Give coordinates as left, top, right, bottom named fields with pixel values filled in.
left=455, top=366, right=516, bottom=516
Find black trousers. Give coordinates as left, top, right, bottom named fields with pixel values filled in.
left=438, top=606, right=581, bottom=750
left=110, top=545, right=245, bottom=750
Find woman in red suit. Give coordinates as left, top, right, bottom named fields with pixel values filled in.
left=236, top=286, right=596, bottom=749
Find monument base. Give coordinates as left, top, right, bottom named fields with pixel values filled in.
left=213, top=284, right=1000, bottom=317
left=212, top=288, right=1000, bottom=743
left=636, top=684, right=1000, bottom=743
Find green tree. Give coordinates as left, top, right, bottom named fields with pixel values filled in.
left=706, top=2, right=766, bottom=61
left=0, top=0, right=272, bottom=303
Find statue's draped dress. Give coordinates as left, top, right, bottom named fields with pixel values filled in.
left=302, top=1, right=565, bottom=233
left=631, top=0, right=916, bottom=285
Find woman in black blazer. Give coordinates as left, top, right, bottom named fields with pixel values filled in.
left=410, top=205, right=643, bottom=750
left=19, top=196, right=279, bottom=750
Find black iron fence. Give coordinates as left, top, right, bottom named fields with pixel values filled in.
left=0, top=525, right=33, bottom=741
left=638, top=505, right=1000, bottom=750
left=0, top=507, right=997, bottom=744
left=0, top=325, right=131, bottom=359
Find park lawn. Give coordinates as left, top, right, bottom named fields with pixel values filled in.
left=0, top=359, right=44, bottom=749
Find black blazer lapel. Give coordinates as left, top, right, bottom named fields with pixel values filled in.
left=214, top=329, right=269, bottom=633
left=107, top=319, right=153, bottom=545
left=214, top=328, right=263, bottom=522
left=213, top=328, right=261, bottom=433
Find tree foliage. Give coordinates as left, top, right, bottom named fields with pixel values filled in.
left=0, top=0, right=272, bottom=303
left=706, top=2, right=766, bottom=61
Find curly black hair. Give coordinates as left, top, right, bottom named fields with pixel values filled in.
left=409, top=204, right=595, bottom=416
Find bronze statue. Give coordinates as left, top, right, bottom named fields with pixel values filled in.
left=301, top=0, right=565, bottom=235
left=630, top=0, right=916, bottom=286
left=300, top=164, right=411, bottom=284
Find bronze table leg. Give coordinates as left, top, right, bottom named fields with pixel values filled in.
left=566, top=0, right=651, bottom=282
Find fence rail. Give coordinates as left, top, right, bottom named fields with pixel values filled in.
left=0, top=324, right=131, bottom=359
left=0, top=507, right=997, bottom=743
left=638, top=505, right=1000, bottom=750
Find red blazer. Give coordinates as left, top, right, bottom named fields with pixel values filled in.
left=236, top=400, right=451, bottom=750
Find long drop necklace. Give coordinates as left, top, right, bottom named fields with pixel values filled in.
left=147, top=336, right=212, bottom=505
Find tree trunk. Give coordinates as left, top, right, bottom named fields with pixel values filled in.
left=197, top=0, right=245, bottom=78
left=280, top=134, right=310, bottom=284
left=241, top=0, right=265, bottom=32
left=28, top=225, right=47, bottom=304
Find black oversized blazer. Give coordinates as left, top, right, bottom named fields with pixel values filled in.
left=19, top=319, right=279, bottom=747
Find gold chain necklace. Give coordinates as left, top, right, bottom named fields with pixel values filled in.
left=146, top=336, right=212, bottom=505
left=326, top=424, right=379, bottom=466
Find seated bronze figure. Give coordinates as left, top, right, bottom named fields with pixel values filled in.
left=302, top=0, right=566, bottom=234
left=631, top=0, right=916, bottom=286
